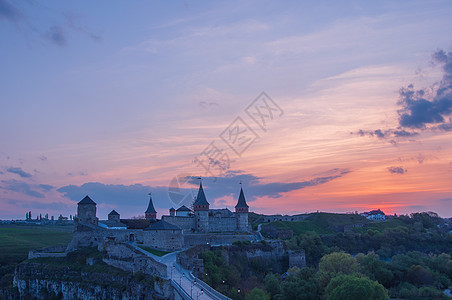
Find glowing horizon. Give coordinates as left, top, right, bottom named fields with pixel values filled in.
left=1, top=1, right=452, bottom=220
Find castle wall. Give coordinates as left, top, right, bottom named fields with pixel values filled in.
left=102, top=241, right=168, bottom=278
left=183, top=233, right=254, bottom=247
left=262, top=215, right=308, bottom=223
left=162, top=213, right=251, bottom=233
left=161, top=216, right=195, bottom=232
left=143, top=229, right=183, bottom=251
left=207, top=216, right=236, bottom=232
left=28, top=245, right=68, bottom=259
left=67, top=229, right=143, bottom=251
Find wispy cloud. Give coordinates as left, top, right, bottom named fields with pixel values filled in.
left=7, top=199, right=70, bottom=211
left=387, top=166, right=406, bottom=175
left=185, top=168, right=351, bottom=200
left=57, top=182, right=157, bottom=206
left=63, top=11, right=102, bottom=42
left=0, top=179, right=45, bottom=198
left=6, top=167, right=32, bottom=178
left=354, top=128, right=418, bottom=139
left=56, top=168, right=351, bottom=217
left=354, top=49, right=452, bottom=142
left=57, top=182, right=170, bottom=218
left=398, top=50, right=452, bottom=129
left=38, top=184, right=54, bottom=192
left=45, top=25, right=66, bottom=46
left=199, top=101, right=219, bottom=109
left=397, top=153, right=437, bottom=165
left=0, top=0, right=20, bottom=21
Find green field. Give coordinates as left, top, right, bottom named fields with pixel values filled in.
left=353, top=218, right=407, bottom=233
left=265, top=219, right=333, bottom=235
left=0, top=224, right=74, bottom=265
left=305, top=212, right=368, bottom=226
left=262, top=213, right=370, bottom=236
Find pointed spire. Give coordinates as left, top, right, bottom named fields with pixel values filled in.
left=145, top=193, right=157, bottom=220
left=145, top=193, right=157, bottom=213
left=235, top=185, right=249, bottom=209
left=193, top=181, right=209, bottom=206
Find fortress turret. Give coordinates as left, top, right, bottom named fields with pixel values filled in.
left=76, top=195, right=98, bottom=226
left=145, top=193, right=157, bottom=220
left=193, top=182, right=209, bottom=232
left=235, top=186, right=249, bottom=231
left=108, top=210, right=120, bottom=222
left=169, top=207, right=175, bottom=217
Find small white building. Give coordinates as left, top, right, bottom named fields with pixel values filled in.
left=361, top=209, right=386, bottom=221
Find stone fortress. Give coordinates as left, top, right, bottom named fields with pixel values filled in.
left=25, top=182, right=306, bottom=300
left=162, top=182, right=249, bottom=232
left=68, top=182, right=254, bottom=252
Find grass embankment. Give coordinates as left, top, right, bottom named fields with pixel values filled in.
left=261, top=213, right=371, bottom=236
left=353, top=219, right=407, bottom=233
left=0, top=224, right=74, bottom=265
left=137, top=246, right=170, bottom=257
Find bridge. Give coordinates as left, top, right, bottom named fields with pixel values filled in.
left=130, top=243, right=231, bottom=300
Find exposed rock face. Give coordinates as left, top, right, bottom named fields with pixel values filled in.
left=13, top=260, right=167, bottom=300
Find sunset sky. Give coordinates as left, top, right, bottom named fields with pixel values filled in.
left=1, top=1, right=452, bottom=220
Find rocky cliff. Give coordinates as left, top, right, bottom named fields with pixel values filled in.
left=12, top=248, right=169, bottom=299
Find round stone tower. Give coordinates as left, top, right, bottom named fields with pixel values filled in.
left=193, top=182, right=209, bottom=232
left=235, top=186, right=249, bottom=232
left=76, top=195, right=98, bottom=225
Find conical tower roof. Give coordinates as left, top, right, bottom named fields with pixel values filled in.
left=78, top=195, right=96, bottom=205
left=193, top=182, right=209, bottom=206
left=235, top=186, right=249, bottom=208
left=145, top=194, right=157, bottom=214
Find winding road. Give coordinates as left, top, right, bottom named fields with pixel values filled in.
left=130, top=243, right=229, bottom=300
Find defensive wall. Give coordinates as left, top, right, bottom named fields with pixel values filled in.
left=183, top=233, right=255, bottom=247
left=101, top=241, right=168, bottom=278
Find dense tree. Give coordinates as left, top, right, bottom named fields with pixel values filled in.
left=410, top=212, right=443, bottom=229
left=317, top=252, right=359, bottom=289
left=287, top=231, right=327, bottom=266
left=280, top=277, right=319, bottom=300
left=355, top=252, right=394, bottom=287
left=245, top=288, right=270, bottom=300
left=264, top=273, right=280, bottom=296
left=390, top=282, right=447, bottom=299
left=406, top=265, right=434, bottom=286
left=428, top=253, right=452, bottom=278
left=325, top=274, right=389, bottom=300
left=199, top=212, right=452, bottom=299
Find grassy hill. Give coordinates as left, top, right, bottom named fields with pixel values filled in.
left=261, top=213, right=370, bottom=237
left=353, top=218, right=407, bottom=233
left=0, top=224, right=74, bottom=265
